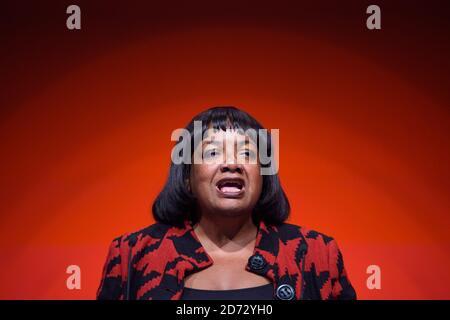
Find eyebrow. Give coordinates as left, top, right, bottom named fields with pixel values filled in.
left=202, top=139, right=255, bottom=148
left=237, top=140, right=252, bottom=148
left=202, top=140, right=222, bottom=147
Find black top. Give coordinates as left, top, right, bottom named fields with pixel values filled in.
left=180, top=283, right=274, bottom=300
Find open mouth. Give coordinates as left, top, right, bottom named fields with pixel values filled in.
left=215, top=178, right=245, bottom=197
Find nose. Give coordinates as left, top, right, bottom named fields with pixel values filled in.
left=220, top=162, right=243, bottom=174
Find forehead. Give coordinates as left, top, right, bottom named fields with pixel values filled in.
left=202, top=128, right=257, bottom=145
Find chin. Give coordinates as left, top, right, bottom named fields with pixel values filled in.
left=214, top=204, right=249, bottom=217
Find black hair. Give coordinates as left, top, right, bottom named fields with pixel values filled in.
left=152, top=106, right=290, bottom=227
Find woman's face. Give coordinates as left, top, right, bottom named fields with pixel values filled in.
left=190, top=129, right=263, bottom=218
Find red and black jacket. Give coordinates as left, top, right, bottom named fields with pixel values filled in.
left=97, top=220, right=357, bottom=300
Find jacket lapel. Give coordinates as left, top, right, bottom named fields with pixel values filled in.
left=149, top=220, right=304, bottom=300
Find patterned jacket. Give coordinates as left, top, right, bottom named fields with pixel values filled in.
left=97, top=220, right=357, bottom=300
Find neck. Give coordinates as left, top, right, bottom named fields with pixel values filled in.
left=193, top=212, right=258, bottom=251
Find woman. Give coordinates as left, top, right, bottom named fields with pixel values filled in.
left=97, top=106, right=357, bottom=300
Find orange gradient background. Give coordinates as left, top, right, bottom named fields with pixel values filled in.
left=0, top=1, right=449, bottom=299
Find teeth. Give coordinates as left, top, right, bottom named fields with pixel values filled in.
left=218, top=180, right=243, bottom=192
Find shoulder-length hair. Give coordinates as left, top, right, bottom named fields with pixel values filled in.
left=152, top=106, right=290, bottom=227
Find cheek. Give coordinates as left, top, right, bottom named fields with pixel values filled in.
left=191, top=165, right=215, bottom=192
left=247, top=166, right=263, bottom=194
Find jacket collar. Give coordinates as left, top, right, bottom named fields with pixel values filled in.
left=178, top=219, right=280, bottom=284
left=149, top=219, right=306, bottom=300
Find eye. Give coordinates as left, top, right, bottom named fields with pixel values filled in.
left=240, top=149, right=256, bottom=159
left=204, top=149, right=220, bottom=159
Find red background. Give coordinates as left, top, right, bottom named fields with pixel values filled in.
left=0, top=1, right=449, bottom=299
